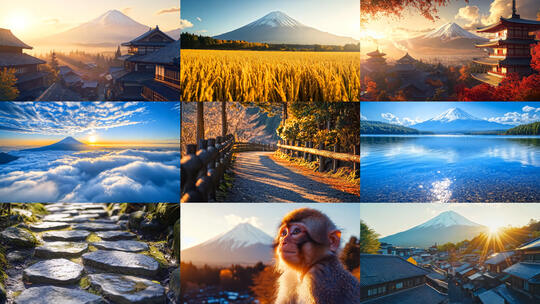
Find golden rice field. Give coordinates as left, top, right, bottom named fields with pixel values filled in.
left=180, top=50, right=360, bottom=102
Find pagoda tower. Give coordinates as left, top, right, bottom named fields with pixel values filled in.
left=472, top=0, right=540, bottom=86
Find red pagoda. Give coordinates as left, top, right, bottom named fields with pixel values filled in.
left=472, top=0, right=540, bottom=86
left=364, top=48, right=387, bottom=72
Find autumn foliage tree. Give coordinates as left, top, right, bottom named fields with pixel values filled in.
left=459, top=43, right=540, bottom=101
left=362, top=0, right=467, bottom=21
left=0, top=68, right=19, bottom=100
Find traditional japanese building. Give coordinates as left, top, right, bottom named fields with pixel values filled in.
left=140, top=40, right=180, bottom=101
left=364, top=49, right=387, bottom=73
left=360, top=254, right=448, bottom=303
left=115, top=26, right=175, bottom=100
left=472, top=0, right=540, bottom=86
left=0, top=28, right=47, bottom=100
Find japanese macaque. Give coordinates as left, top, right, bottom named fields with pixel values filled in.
left=274, top=208, right=360, bottom=304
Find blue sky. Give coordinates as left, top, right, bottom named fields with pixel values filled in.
left=0, top=102, right=180, bottom=148
left=361, top=102, right=540, bottom=126
left=180, top=0, right=360, bottom=39
left=181, top=203, right=360, bottom=250
left=361, top=203, right=540, bottom=237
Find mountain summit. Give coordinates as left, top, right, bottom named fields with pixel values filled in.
left=181, top=223, right=273, bottom=266
left=411, top=108, right=510, bottom=133
left=22, top=136, right=88, bottom=152
left=40, top=10, right=150, bottom=46
left=380, top=211, right=487, bottom=248
left=214, top=11, right=358, bottom=45
left=423, top=22, right=484, bottom=41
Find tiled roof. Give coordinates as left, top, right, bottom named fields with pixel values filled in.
left=517, top=237, right=540, bottom=251
left=0, top=53, right=45, bottom=67
left=121, top=27, right=174, bottom=46
left=485, top=251, right=514, bottom=265
left=142, top=79, right=179, bottom=101
left=503, top=262, right=540, bottom=281
left=0, top=28, right=32, bottom=48
left=360, top=254, right=428, bottom=287
left=361, top=284, right=447, bottom=304
left=135, top=40, right=179, bottom=64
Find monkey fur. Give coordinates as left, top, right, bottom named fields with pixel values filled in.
left=274, top=208, right=360, bottom=304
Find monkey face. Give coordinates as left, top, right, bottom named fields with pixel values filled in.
left=277, top=223, right=311, bottom=267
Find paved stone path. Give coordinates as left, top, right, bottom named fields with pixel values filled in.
left=225, top=151, right=360, bottom=202
left=2, top=203, right=176, bottom=304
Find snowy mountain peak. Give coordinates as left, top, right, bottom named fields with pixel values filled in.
left=58, top=136, right=83, bottom=145
left=423, top=22, right=483, bottom=41
left=201, top=223, right=273, bottom=250
left=415, top=211, right=482, bottom=229
left=431, top=107, right=480, bottom=122
left=90, top=9, right=140, bottom=26
left=247, top=11, right=303, bottom=28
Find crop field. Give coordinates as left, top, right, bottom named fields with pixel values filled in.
left=180, top=50, right=360, bottom=102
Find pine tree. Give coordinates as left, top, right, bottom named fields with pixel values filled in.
left=360, top=221, right=380, bottom=254
left=50, top=52, right=59, bottom=72
left=115, top=46, right=122, bottom=59
left=0, top=68, right=19, bottom=100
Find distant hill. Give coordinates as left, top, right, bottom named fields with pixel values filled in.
left=214, top=11, right=358, bottom=45
left=380, top=211, right=487, bottom=248
left=504, top=121, right=540, bottom=135
left=361, top=120, right=424, bottom=134
left=0, top=152, right=19, bottom=164
left=22, top=137, right=88, bottom=152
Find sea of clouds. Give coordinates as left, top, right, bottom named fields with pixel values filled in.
left=0, top=149, right=180, bottom=203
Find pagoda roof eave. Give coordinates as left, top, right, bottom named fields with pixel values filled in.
left=477, top=17, right=540, bottom=33
left=472, top=73, right=503, bottom=86
left=475, top=39, right=539, bottom=48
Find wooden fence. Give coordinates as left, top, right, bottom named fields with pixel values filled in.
left=233, top=142, right=277, bottom=153
left=181, top=135, right=234, bottom=202
left=277, top=140, right=360, bottom=175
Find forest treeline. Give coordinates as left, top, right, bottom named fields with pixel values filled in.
left=181, top=33, right=360, bottom=52
left=504, top=121, right=540, bottom=135
left=360, top=120, right=425, bottom=134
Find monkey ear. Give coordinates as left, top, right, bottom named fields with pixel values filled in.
left=328, top=230, right=341, bottom=252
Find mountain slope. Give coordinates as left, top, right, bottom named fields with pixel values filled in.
left=22, top=137, right=88, bottom=152
left=380, top=211, right=487, bottom=248
left=41, top=10, right=150, bottom=46
left=0, top=152, right=19, bottom=164
left=181, top=223, right=274, bottom=266
left=411, top=108, right=511, bottom=133
left=397, top=22, right=487, bottom=54
left=361, top=120, right=425, bottom=134
left=214, top=11, right=358, bottom=45
left=504, top=121, right=540, bottom=135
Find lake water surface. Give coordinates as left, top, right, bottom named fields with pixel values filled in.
left=360, top=135, right=540, bottom=202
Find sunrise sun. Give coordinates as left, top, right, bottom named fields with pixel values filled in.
left=88, top=135, right=97, bottom=144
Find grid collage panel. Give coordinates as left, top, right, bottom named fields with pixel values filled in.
left=360, top=0, right=540, bottom=303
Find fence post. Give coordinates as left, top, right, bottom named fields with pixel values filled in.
left=333, top=141, right=340, bottom=173
left=303, top=141, right=308, bottom=161
left=207, top=138, right=217, bottom=201
left=353, top=144, right=359, bottom=178
left=318, top=143, right=325, bottom=172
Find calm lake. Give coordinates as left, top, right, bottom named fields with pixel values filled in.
left=360, top=135, right=540, bottom=202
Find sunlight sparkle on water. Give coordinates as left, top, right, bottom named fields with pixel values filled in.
left=431, top=178, right=452, bottom=203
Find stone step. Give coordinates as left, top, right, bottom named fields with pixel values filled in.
left=0, top=227, right=36, bottom=248
left=29, top=222, right=70, bottom=232
left=82, top=250, right=159, bottom=277
left=88, top=273, right=165, bottom=304
left=23, top=258, right=84, bottom=285
left=71, top=223, right=121, bottom=232
left=95, top=231, right=137, bottom=241
left=34, top=241, right=89, bottom=259
left=14, top=286, right=105, bottom=304
left=91, top=241, right=149, bottom=253
left=41, top=230, right=91, bottom=242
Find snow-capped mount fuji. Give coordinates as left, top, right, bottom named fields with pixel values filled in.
left=214, top=11, right=358, bottom=45
left=380, top=211, right=487, bottom=248
left=181, top=223, right=274, bottom=266
left=423, top=22, right=485, bottom=41
left=22, top=136, right=88, bottom=152
left=397, top=22, right=487, bottom=54
left=39, top=10, right=151, bottom=46
left=411, top=107, right=511, bottom=133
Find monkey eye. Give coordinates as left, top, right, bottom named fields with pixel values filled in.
left=280, top=229, right=287, bottom=237
left=292, top=227, right=301, bottom=235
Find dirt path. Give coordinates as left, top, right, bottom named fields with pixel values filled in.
left=225, top=152, right=360, bottom=202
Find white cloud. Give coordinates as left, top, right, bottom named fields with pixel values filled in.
left=0, top=149, right=180, bottom=202
left=196, top=17, right=202, bottom=22
left=522, top=106, right=537, bottom=112
left=487, top=110, right=540, bottom=125
left=360, top=113, right=367, bottom=120
left=224, top=214, right=263, bottom=229
left=456, top=0, right=540, bottom=31
left=179, top=19, right=194, bottom=30
left=381, top=113, right=421, bottom=126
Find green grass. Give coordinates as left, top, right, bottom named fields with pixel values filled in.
left=142, top=242, right=169, bottom=268
left=79, top=276, right=91, bottom=289
left=0, top=244, right=7, bottom=284
left=86, top=233, right=102, bottom=243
